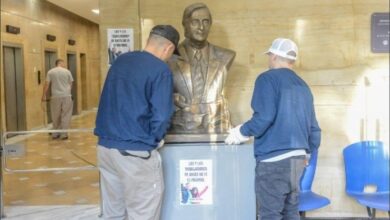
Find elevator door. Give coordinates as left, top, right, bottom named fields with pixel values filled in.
left=3, top=46, right=26, bottom=132
left=44, top=51, right=57, bottom=123
left=67, top=53, right=77, bottom=115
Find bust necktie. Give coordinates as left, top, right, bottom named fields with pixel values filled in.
left=192, top=49, right=205, bottom=103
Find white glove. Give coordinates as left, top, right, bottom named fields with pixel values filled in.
left=225, top=124, right=250, bottom=145
left=156, top=139, right=165, bottom=149
left=225, top=132, right=241, bottom=145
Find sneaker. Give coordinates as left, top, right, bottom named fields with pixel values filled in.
left=61, top=136, right=68, bottom=140
left=52, top=135, right=60, bottom=140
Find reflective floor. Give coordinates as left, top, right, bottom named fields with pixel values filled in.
left=3, top=205, right=100, bottom=220
left=3, top=111, right=100, bottom=206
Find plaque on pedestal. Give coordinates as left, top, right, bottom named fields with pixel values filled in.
left=160, top=143, right=256, bottom=220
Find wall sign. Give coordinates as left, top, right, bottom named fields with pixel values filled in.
left=179, top=159, right=212, bottom=205
left=6, top=25, right=20, bottom=34
left=107, top=28, right=134, bottom=65
left=371, top=13, right=389, bottom=53
left=46, top=34, right=56, bottom=42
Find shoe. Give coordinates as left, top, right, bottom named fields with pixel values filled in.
left=52, top=135, right=60, bottom=140
left=61, top=136, right=68, bottom=140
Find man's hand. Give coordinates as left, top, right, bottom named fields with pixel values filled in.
left=225, top=124, right=250, bottom=145
left=305, top=154, right=311, bottom=166
left=174, top=94, right=190, bottom=109
left=42, top=81, right=50, bottom=102
left=225, top=132, right=241, bottom=145
left=156, top=139, right=165, bottom=149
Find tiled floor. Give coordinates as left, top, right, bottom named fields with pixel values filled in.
left=2, top=111, right=100, bottom=206
left=3, top=205, right=101, bottom=220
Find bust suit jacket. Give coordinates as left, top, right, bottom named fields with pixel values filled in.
left=168, top=40, right=236, bottom=134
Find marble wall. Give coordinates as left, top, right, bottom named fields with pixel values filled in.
left=99, top=0, right=141, bottom=86
left=100, top=0, right=389, bottom=217
left=0, top=0, right=100, bottom=130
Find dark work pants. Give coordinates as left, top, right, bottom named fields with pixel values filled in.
left=255, top=156, right=306, bottom=220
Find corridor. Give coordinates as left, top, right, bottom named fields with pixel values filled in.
left=2, top=111, right=101, bottom=219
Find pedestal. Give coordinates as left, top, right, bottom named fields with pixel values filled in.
left=160, top=143, right=256, bottom=220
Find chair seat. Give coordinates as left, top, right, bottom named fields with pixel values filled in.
left=299, top=191, right=331, bottom=211
left=349, top=193, right=390, bottom=211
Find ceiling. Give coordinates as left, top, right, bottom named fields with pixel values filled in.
left=47, top=0, right=99, bottom=24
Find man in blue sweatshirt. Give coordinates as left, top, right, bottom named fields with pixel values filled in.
left=225, top=38, right=321, bottom=220
left=94, top=25, right=179, bottom=220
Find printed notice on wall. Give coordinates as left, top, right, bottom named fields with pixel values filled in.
left=180, top=160, right=212, bottom=205
left=107, top=28, right=134, bottom=65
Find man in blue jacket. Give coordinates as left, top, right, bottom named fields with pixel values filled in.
left=225, top=38, right=321, bottom=220
left=95, top=25, right=179, bottom=220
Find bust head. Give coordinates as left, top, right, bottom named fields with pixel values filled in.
left=182, top=3, right=212, bottom=48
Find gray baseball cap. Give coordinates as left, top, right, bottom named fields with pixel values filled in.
left=150, top=25, right=180, bottom=52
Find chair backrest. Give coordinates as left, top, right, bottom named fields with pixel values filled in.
left=343, top=141, right=390, bottom=194
left=300, top=149, right=319, bottom=192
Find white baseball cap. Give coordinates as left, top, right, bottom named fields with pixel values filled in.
left=265, top=38, right=298, bottom=60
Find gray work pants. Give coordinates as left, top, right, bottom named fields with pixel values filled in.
left=98, top=145, right=164, bottom=220
left=50, top=96, right=73, bottom=137
left=256, top=156, right=306, bottom=220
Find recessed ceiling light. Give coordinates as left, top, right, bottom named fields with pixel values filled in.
left=91, top=9, right=99, bottom=14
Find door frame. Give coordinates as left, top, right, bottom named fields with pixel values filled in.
left=66, top=51, right=78, bottom=115
left=1, top=42, right=26, bottom=132
left=79, top=53, right=87, bottom=110
left=43, top=48, right=58, bottom=125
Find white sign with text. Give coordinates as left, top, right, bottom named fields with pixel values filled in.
left=179, top=159, right=213, bottom=205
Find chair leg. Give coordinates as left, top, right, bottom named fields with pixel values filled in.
left=299, top=211, right=306, bottom=219
left=366, top=207, right=376, bottom=219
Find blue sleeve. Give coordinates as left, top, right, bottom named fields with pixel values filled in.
left=308, top=107, right=321, bottom=152
left=150, top=70, right=174, bottom=142
left=240, top=75, right=276, bottom=137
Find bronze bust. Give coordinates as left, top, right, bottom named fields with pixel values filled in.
left=168, top=3, right=236, bottom=134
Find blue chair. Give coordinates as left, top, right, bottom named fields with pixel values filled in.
left=299, top=149, right=331, bottom=218
left=343, top=141, right=390, bottom=219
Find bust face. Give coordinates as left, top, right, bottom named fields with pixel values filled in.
left=184, top=8, right=211, bottom=45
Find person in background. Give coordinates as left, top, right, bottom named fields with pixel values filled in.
left=94, top=24, right=179, bottom=220
left=41, top=59, right=73, bottom=140
left=225, top=38, right=321, bottom=220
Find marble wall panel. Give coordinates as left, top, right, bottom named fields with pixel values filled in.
left=99, top=0, right=141, bottom=84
